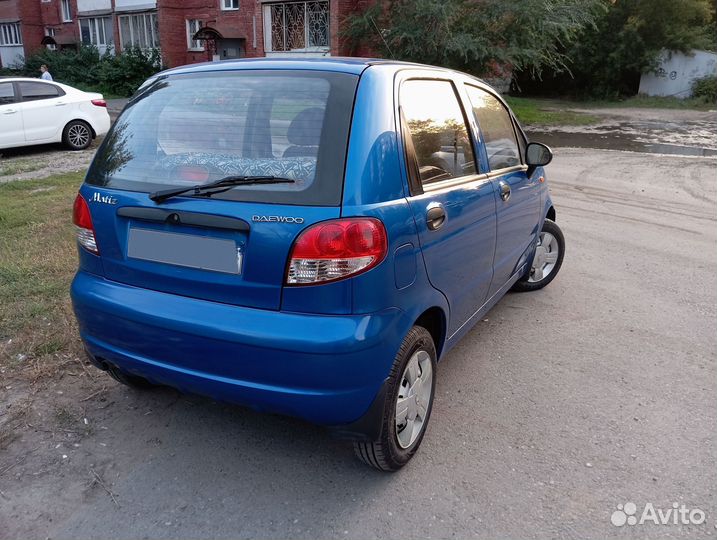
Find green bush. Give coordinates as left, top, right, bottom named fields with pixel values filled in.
left=14, top=44, right=161, bottom=97
left=97, top=46, right=162, bottom=97
left=691, top=75, right=717, bottom=104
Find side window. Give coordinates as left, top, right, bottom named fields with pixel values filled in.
left=0, top=82, right=15, bottom=105
left=18, top=82, right=61, bottom=102
left=400, top=79, right=477, bottom=186
left=465, top=86, right=521, bottom=171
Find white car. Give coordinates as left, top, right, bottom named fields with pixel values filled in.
left=0, top=77, right=111, bottom=151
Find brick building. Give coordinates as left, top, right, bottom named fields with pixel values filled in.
left=1, top=0, right=376, bottom=69
left=1, top=0, right=80, bottom=67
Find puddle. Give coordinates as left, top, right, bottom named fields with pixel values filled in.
left=527, top=119, right=717, bottom=157
left=527, top=130, right=717, bottom=157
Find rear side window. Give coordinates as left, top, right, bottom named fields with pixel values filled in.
left=465, top=85, right=520, bottom=171
left=87, top=70, right=358, bottom=206
left=0, top=82, right=14, bottom=105
left=400, top=79, right=477, bottom=186
left=19, top=82, right=62, bottom=101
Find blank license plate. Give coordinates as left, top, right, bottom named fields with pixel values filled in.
left=127, top=228, right=241, bottom=274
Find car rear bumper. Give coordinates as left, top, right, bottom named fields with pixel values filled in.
left=71, top=271, right=403, bottom=426
left=92, top=112, right=111, bottom=137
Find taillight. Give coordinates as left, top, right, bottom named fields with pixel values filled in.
left=91, top=99, right=107, bottom=107
left=286, top=218, right=387, bottom=285
left=73, top=194, right=98, bottom=254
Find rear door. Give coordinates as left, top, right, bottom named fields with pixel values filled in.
left=0, top=81, right=24, bottom=147
left=82, top=69, right=358, bottom=311
left=464, top=84, right=540, bottom=296
left=17, top=81, right=66, bottom=141
left=400, top=75, right=497, bottom=336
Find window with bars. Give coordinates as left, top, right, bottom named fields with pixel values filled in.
left=0, top=22, right=23, bottom=46
left=266, top=1, right=329, bottom=52
left=119, top=12, right=160, bottom=50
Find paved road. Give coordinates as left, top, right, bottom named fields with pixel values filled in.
left=10, top=147, right=717, bottom=539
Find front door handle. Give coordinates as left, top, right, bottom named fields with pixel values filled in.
left=426, top=203, right=446, bottom=231
left=2, top=109, right=17, bottom=114
left=498, top=180, right=511, bottom=201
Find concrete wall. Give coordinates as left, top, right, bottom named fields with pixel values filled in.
left=639, top=49, right=717, bottom=98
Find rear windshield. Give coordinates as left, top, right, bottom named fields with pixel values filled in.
left=86, top=70, right=359, bottom=206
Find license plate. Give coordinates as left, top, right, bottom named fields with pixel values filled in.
left=127, top=228, right=242, bottom=274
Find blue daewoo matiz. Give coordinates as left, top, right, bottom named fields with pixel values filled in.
left=71, top=58, right=564, bottom=470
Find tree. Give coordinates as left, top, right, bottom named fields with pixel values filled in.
left=545, top=0, right=716, bottom=97
left=343, top=0, right=604, bottom=78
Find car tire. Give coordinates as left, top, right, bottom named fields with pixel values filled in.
left=107, top=365, right=156, bottom=390
left=512, top=219, right=565, bottom=292
left=353, top=325, right=437, bottom=471
left=62, top=120, right=93, bottom=151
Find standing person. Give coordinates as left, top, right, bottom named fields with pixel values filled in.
left=39, top=65, right=53, bottom=81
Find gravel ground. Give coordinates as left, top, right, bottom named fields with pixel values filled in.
left=0, top=141, right=101, bottom=183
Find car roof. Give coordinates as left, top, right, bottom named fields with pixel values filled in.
left=1, top=76, right=62, bottom=83
left=158, top=56, right=472, bottom=78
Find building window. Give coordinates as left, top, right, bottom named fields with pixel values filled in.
left=221, top=0, right=239, bottom=10
left=119, top=12, right=159, bottom=49
left=80, top=17, right=113, bottom=48
left=186, top=19, right=203, bottom=51
left=0, top=23, right=23, bottom=46
left=266, top=1, right=329, bottom=53
left=61, top=0, right=72, bottom=22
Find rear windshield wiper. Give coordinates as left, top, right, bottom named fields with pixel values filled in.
left=149, top=175, right=295, bottom=204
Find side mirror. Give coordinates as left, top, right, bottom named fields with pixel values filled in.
left=526, top=142, right=553, bottom=167
left=525, top=142, right=553, bottom=177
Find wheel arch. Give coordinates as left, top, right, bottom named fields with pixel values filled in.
left=64, top=118, right=96, bottom=139
left=546, top=205, right=556, bottom=222
left=414, top=306, right=447, bottom=360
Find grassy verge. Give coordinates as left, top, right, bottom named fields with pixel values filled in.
left=504, top=96, right=600, bottom=126
left=0, top=173, right=83, bottom=375
left=0, top=159, right=47, bottom=177
left=585, top=95, right=715, bottom=110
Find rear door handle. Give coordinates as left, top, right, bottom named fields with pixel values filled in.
left=426, top=203, right=446, bottom=231
left=2, top=109, right=17, bottom=114
left=55, top=102, right=67, bottom=106
left=498, top=180, right=511, bottom=201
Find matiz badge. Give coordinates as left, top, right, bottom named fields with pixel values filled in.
left=252, top=215, right=304, bottom=224
left=90, top=192, right=117, bottom=205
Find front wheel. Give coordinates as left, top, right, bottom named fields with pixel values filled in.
left=512, top=219, right=565, bottom=292
left=353, top=326, right=437, bottom=471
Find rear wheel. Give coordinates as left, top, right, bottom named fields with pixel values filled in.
left=107, top=365, right=156, bottom=390
left=512, top=219, right=565, bottom=292
left=353, top=326, right=437, bottom=471
left=63, top=120, right=92, bottom=150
